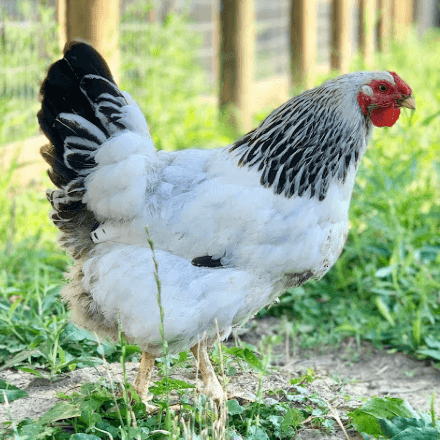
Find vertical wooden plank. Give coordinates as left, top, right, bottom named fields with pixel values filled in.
left=58, top=0, right=120, bottom=84
left=331, top=0, right=351, bottom=73
left=148, top=0, right=157, bottom=22
left=414, top=0, right=439, bottom=37
left=290, top=0, right=317, bottom=88
left=57, top=0, right=67, bottom=50
left=219, top=0, right=254, bottom=132
left=359, top=0, right=376, bottom=66
left=393, top=0, right=408, bottom=42
left=378, top=0, right=392, bottom=52
left=406, top=0, right=414, bottom=26
left=212, top=0, right=220, bottom=90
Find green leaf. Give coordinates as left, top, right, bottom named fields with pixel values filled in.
left=18, top=367, right=47, bottom=378
left=0, top=349, right=42, bottom=371
left=416, top=349, right=440, bottom=361
left=149, top=377, right=195, bottom=395
left=227, top=399, right=244, bottom=415
left=349, top=397, right=418, bottom=436
left=246, top=425, right=270, bottom=440
left=375, top=297, right=396, bottom=327
left=123, top=344, right=141, bottom=357
left=0, top=379, right=28, bottom=403
left=62, top=324, right=96, bottom=342
left=58, top=345, right=66, bottom=365
left=281, top=408, right=304, bottom=431
left=375, top=265, right=397, bottom=278
left=379, top=417, right=439, bottom=439
left=413, top=310, right=422, bottom=346
left=39, top=401, right=81, bottom=425
left=425, top=336, right=440, bottom=349
left=334, top=323, right=359, bottom=334
left=290, top=367, right=316, bottom=385
left=222, top=346, right=268, bottom=373
left=96, top=340, right=116, bottom=357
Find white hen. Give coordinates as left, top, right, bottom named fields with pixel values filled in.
left=38, top=41, right=415, bottom=401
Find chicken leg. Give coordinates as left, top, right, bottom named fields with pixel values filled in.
left=191, top=341, right=226, bottom=402
left=134, top=351, right=156, bottom=408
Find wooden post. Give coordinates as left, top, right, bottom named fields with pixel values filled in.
left=290, top=0, right=317, bottom=89
left=359, top=0, right=375, bottom=67
left=378, top=0, right=392, bottom=52
left=212, top=0, right=220, bottom=90
left=331, top=0, right=351, bottom=73
left=406, top=0, right=414, bottom=26
left=148, top=0, right=157, bottom=22
left=219, top=0, right=254, bottom=132
left=57, top=0, right=120, bottom=84
left=393, top=0, right=409, bottom=42
left=414, top=0, right=439, bottom=37
left=57, top=0, right=67, bottom=49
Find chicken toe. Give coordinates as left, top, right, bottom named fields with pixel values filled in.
left=134, top=351, right=156, bottom=404
left=191, top=341, right=226, bottom=402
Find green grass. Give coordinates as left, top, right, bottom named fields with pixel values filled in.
left=0, top=2, right=60, bottom=145
left=0, top=9, right=440, bottom=439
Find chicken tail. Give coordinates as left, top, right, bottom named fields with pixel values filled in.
left=38, top=40, right=156, bottom=257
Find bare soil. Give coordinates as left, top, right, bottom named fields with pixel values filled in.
left=1, top=316, right=439, bottom=439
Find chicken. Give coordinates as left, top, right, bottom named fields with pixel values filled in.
left=38, top=41, right=415, bottom=403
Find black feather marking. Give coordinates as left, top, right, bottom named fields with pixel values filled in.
left=66, top=153, right=95, bottom=171
left=266, top=160, right=279, bottom=187
left=192, top=256, right=223, bottom=268
left=80, top=75, right=125, bottom=105
left=276, top=167, right=287, bottom=194
left=55, top=115, right=105, bottom=146
left=228, top=83, right=369, bottom=200
left=38, top=40, right=124, bottom=258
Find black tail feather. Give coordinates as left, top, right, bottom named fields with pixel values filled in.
left=38, top=40, right=122, bottom=256
left=38, top=40, right=117, bottom=187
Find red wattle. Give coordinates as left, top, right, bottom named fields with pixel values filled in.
left=371, top=106, right=401, bottom=127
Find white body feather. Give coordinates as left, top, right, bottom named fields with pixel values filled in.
left=40, top=46, right=412, bottom=357
left=80, top=92, right=367, bottom=354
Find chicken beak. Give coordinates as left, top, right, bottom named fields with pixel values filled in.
left=399, top=95, right=416, bottom=110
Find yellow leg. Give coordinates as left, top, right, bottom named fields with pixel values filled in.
left=191, top=341, right=225, bottom=402
left=134, top=351, right=156, bottom=406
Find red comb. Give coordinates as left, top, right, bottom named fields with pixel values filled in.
left=388, top=71, right=412, bottom=96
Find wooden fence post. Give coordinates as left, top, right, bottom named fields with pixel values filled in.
left=331, top=0, right=351, bottom=73
left=359, top=0, right=375, bottom=66
left=406, top=0, right=414, bottom=26
left=378, top=0, right=392, bottom=52
left=212, top=0, right=220, bottom=90
left=57, top=0, right=67, bottom=49
left=57, top=0, right=120, bottom=84
left=219, top=0, right=254, bottom=132
left=290, top=0, right=317, bottom=89
left=148, top=0, right=157, bottom=22
left=393, top=0, right=410, bottom=42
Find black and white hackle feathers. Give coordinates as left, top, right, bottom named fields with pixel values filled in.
left=38, top=41, right=414, bottom=359
left=230, top=85, right=369, bottom=201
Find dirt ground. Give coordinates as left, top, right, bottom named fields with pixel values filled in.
left=1, top=317, right=439, bottom=439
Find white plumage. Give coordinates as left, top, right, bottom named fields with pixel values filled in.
left=38, top=41, right=415, bottom=401
left=81, top=129, right=354, bottom=354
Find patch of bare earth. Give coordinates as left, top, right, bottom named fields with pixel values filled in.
left=1, top=317, right=439, bottom=439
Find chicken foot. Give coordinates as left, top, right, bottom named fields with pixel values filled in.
left=191, top=341, right=226, bottom=402
left=133, top=343, right=225, bottom=412
left=133, top=351, right=157, bottom=411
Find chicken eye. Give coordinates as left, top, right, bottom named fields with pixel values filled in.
left=378, top=84, right=387, bottom=92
